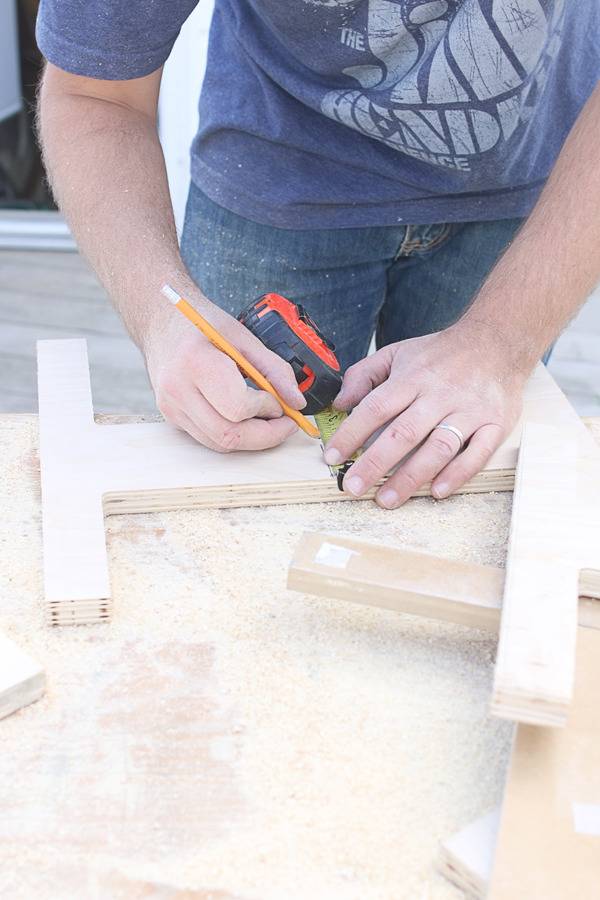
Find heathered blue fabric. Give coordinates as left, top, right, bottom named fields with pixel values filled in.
left=37, top=1, right=600, bottom=229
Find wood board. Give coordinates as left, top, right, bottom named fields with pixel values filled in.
left=440, top=628, right=600, bottom=900
left=288, top=533, right=505, bottom=632
left=38, top=338, right=589, bottom=625
left=438, top=808, right=499, bottom=899
left=0, top=632, right=45, bottom=720
left=491, top=423, right=600, bottom=727
left=288, top=534, right=600, bottom=895
left=490, top=626, right=600, bottom=897
left=287, top=533, right=600, bottom=631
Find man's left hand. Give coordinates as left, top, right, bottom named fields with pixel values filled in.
left=323, top=324, right=531, bottom=508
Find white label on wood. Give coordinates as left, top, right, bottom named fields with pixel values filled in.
left=314, top=542, right=359, bottom=569
left=572, top=803, right=600, bottom=837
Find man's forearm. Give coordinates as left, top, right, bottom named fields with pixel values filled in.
left=38, top=68, right=196, bottom=353
left=458, top=81, right=600, bottom=370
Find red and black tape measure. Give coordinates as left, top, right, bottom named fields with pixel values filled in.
left=237, top=293, right=342, bottom=416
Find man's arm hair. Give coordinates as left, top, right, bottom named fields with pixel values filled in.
left=37, top=63, right=304, bottom=453
left=38, top=63, right=198, bottom=353
left=459, top=80, right=600, bottom=368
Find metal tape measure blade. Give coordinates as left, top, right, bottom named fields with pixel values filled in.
left=314, top=406, right=361, bottom=487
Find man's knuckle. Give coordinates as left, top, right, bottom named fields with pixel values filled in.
left=274, top=358, right=295, bottom=381
left=473, top=442, right=495, bottom=463
left=221, top=399, right=247, bottom=423
left=429, top=434, right=458, bottom=458
left=363, top=392, right=391, bottom=421
left=387, top=419, right=419, bottom=445
left=344, top=362, right=362, bottom=383
left=157, top=399, right=175, bottom=420
left=360, top=451, right=387, bottom=479
left=397, top=468, right=421, bottom=492
left=216, top=424, right=242, bottom=452
left=158, top=372, right=180, bottom=400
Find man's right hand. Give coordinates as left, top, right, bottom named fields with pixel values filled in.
left=39, top=63, right=303, bottom=452
left=144, top=292, right=307, bottom=452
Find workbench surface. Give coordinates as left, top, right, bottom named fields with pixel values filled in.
left=1, top=415, right=597, bottom=899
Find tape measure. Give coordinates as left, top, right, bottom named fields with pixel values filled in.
left=313, top=406, right=359, bottom=485
left=237, top=293, right=359, bottom=480
left=238, top=293, right=342, bottom=415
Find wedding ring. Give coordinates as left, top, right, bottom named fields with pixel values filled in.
left=434, top=423, right=465, bottom=452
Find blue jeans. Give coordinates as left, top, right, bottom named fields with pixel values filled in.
left=181, top=182, right=523, bottom=372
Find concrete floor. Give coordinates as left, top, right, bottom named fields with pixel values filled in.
left=1, top=248, right=599, bottom=416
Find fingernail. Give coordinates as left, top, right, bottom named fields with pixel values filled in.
left=378, top=488, right=399, bottom=509
left=295, top=391, right=307, bottom=408
left=344, top=475, right=364, bottom=497
left=333, top=391, right=346, bottom=409
left=324, top=447, right=342, bottom=466
left=432, top=482, right=449, bottom=500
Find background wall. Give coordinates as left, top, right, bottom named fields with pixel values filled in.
left=158, top=1, right=214, bottom=234
left=0, top=0, right=22, bottom=122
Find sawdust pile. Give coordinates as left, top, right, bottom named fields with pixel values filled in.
left=1, top=417, right=513, bottom=899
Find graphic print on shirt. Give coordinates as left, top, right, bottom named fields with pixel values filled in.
left=311, top=0, right=564, bottom=171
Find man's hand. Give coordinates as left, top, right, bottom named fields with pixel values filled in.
left=145, top=292, right=306, bottom=452
left=39, top=64, right=306, bottom=453
left=323, top=323, right=530, bottom=508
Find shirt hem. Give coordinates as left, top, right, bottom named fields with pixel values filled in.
left=191, top=160, right=543, bottom=229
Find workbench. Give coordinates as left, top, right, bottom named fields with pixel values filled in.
left=1, top=413, right=598, bottom=899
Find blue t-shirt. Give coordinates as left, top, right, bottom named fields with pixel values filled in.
left=37, top=0, right=599, bottom=229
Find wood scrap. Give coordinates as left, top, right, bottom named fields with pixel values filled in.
left=489, top=625, right=600, bottom=899
left=438, top=632, right=600, bottom=900
left=38, top=338, right=589, bottom=625
left=0, top=632, right=45, bottom=720
left=288, top=532, right=504, bottom=631
left=491, top=423, right=600, bottom=727
left=291, top=534, right=600, bottom=895
left=438, top=808, right=499, bottom=899
left=3, top=411, right=521, bottom=896
left=287, top=532, right=600, bottom=631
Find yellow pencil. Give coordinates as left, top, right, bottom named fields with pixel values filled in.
left=161, top=284, right=319, bottom=439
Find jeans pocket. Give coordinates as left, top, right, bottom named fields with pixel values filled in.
left=397, top=222, right=464, bottom=258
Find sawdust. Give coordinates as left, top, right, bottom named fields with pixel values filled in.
left=0, top=416, right=514, bottom=899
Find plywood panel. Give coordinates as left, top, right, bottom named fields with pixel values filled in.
left=491, top=424, right=600, bottom=726
left=38, top=338, right=590, bottom=624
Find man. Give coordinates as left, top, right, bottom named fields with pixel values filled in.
left=36, top=1, right=600, bottom=509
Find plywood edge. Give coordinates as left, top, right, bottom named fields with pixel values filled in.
left=489, top=691, right=570, bottom=728
left=0, top=634, right=46, bottom=720
left=438, top=808, right=500, bottom=899
left=102, top=470, right=515, bottom=516
left=0, top=671, right=46, bottom=720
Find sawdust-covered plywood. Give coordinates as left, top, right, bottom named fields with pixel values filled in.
left=2, top=412, right=516, bottom=899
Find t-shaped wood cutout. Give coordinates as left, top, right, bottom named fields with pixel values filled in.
left=38, top=338, right=591, bottom=625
